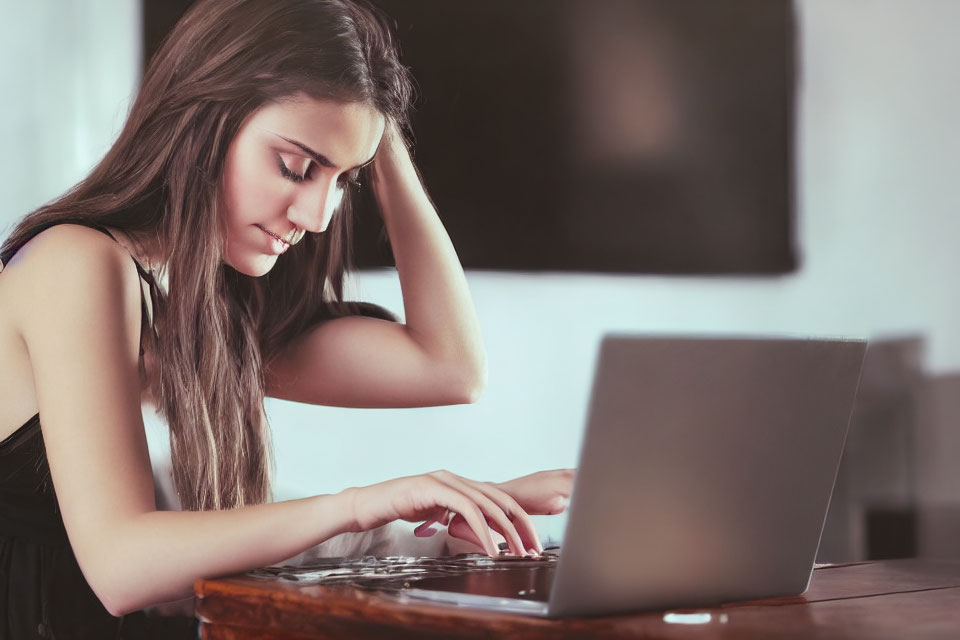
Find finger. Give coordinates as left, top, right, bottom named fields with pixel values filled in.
left=433, top=472, right=527, bottom=557
left=413, top=505, right=456, bottom=537
left=464, top=479, right=543, bottom=554
left=414, top=521, right=439, bottom=537
left=447, top=515, right=485, bottom=549
left=441, top=475, right=525, bottom=556
left=443, top=493, right=499, bottom=557
left=448, top=514, right=509, bottom=551
left=425, top=477, right=501, bottom=557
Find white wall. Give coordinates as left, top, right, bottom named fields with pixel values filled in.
left=3, top=1, right=959, bottom=543
left=269, top=0, right=960, bottom=490
left=0, top=0, right=141, bottom=232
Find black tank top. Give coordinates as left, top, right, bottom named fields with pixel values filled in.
left=0, top=223, right=197, bottom=639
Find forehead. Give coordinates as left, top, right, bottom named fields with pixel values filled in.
left=243, top=94, right=385, bottom=168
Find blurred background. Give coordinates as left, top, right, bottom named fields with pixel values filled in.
left=2, top=0, right=959, bottom=560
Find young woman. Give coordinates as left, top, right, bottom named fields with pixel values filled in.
left=0, top=0, right=572, bottom=636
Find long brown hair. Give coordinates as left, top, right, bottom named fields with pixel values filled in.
left=0, top=0, right=413, bottom=511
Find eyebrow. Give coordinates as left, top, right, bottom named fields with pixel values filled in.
left=276, top=134, right=376, bottom=172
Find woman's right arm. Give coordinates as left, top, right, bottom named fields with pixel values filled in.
left=10, top=225, right=535, bottom=617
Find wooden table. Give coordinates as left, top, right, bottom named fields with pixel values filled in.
left=194, top=558, right=960, bottom=639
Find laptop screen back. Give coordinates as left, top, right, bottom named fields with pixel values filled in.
left=549, top=335, right=866, bottom=616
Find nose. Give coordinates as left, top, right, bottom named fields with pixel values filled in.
left=286, top=176, right=343, bottom=234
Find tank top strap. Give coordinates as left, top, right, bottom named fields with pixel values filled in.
left=1, top=222, right=160, bottom=337
left=83, top=224, right=160, bottom=335
left=83, top=224, right=156, bottom=283
left=1, top=223, right=158, bottom=286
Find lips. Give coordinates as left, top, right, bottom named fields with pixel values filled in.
left=255, top=224, right=290, bottom=254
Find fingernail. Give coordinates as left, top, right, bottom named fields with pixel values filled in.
left=415, top=524, right=438, bottom=538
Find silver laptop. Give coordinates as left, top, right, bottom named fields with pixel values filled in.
left=402, top=334, right=867, bottom=617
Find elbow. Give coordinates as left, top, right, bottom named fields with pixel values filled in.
left=102, top=598, right=128, bottom=619
left=76, top=517, right=177, bottom=617
left=76, top=555, right=126, bottom=617
left=456, top=380, right=485, bottom=405
left=466, top=366, right=487, bottom=403
left=84, top=559, right=145, bottom=617
left=425, top=340, right=487, bottom=405
left=98, top=583, right=150, bottom=618
left=451, top=358, right=487, bottom=404
left=93, top=582, right=131, bottom=618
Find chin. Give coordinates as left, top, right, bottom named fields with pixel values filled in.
left=224, top=251, right=278, bottom=277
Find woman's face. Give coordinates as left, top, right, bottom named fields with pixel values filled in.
left=220, top=94, right=385, bottom=276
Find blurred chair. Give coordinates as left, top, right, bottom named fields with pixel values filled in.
left=915, top=372, right=960, bottom=561
left=818, top=336, right=924, bottom=562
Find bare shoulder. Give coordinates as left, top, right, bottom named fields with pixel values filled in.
left=7, top=221, right=158, bottom=599
left=3, top=223, right=128, bottom=272
left=3, top=224, right=143, bottom=341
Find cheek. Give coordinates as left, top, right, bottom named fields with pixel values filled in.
left=223, top=148, right=277, bottom=225
left=221, top=158, right=247, bottom=225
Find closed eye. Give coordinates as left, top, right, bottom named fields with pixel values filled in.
left=277, top=155, right=310, bottom=183
left=277, top=155, right=362, bottom=189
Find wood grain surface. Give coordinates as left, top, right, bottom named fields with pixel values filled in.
left=195, top=558, right=960, bottom=639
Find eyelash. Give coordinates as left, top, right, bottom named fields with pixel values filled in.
left=276, top=156, right=362, bottom=188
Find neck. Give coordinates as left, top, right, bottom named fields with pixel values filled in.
left=109, top=227, right=166, bottom=275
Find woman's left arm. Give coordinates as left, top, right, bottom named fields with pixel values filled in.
left=265, top=124, right=487, bottom=408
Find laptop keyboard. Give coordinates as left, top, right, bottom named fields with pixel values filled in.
left=248, top=548, right=560, bottom=589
